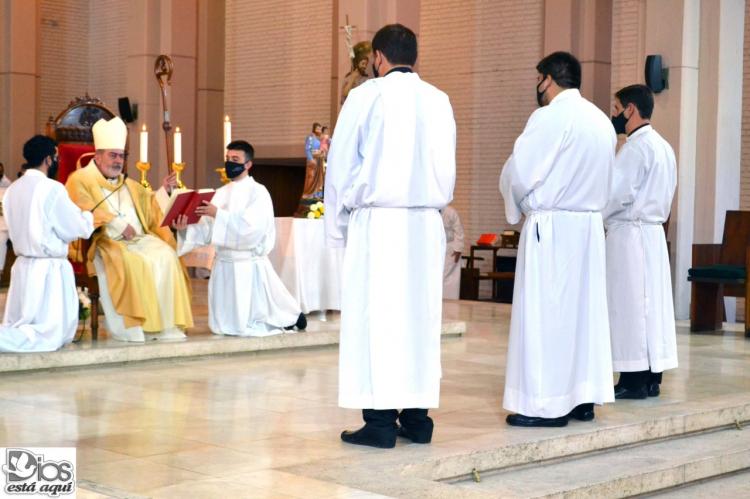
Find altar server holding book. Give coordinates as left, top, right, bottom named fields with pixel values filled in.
left=175, top=140, right=306, bottom=336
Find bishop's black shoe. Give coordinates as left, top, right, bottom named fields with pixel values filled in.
left=506, top=414, right=568, bottom=427
left=397, top=409, right=433, bottom=444
left=284, top=313, right=307, bottom=331
left=614, top=385, right=648, bottom=399
left=648, top=383, right=660, bottom=397
left=567, top=403, right=595, bottom=421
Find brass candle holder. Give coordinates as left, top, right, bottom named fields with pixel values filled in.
left=135, top=161, right=152, bottom=190
left=215, top=166, right=229, bottom=184
left=172, top=162, right=186, bottom=189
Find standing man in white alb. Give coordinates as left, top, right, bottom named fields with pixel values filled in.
left=174, top=140, right=306, bottom=336
left=442, top=205, right=464, bottom=300
left=326, top=24, right=456, bottom=448
left=0, top=135, right=94, bottom=352
left=500, top=51, right=616, bottom=427
left=605, top=84, right=677, bottom=399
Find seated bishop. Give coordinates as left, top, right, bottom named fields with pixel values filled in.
left=175, top=140, right=306, bottom=336
left=65, top=117, right=193, bottom=342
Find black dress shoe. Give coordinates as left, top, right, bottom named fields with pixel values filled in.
left=397, top=424, right=433, bottom=443
left=506, top=414, right=568, bottom=427
left=614, top=385, right=648, bottom=399
left=284, top=313, right=307, bottom=331
left=340, top=424, right=396, bottom=448
left=397, top=409, right=433, bottom=443
left=648, top=383, right=660, bottom=397
left=567, top=404, right=595, bottom=421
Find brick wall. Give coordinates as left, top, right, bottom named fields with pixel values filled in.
left=38, top=0, right=128, bottom=130
left=87, top=0, right=128, bottom=112
left=225, top=0, right=333, bottom=157
left=610, top=0, right=645, bottom=96
left=738, top=0, right=750, bottom=321
left=419, top=0, right=544, bottom=252
left=39, top=0, right=90, bottom=128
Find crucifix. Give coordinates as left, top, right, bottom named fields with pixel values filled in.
left=340, top=15, right=357, bottom=59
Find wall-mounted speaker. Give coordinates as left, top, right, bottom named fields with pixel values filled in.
left=645, top=55, right=668, bottom=93
left=118, top=97, right=138, bottom=123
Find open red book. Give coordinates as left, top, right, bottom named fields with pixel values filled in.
left=160, top=189, right=215, bottom=227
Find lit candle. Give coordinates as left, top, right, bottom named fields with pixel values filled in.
left=139, top=124, right=148, bottom=163
left=223, top=115, right=232, bottom=152
left=174, top=126, right=182, bottom=164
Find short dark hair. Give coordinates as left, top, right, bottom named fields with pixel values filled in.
left=372, top=24, right=417, bottom=66
left=311, top=122, right=322, bottom=133
left=536, top=51, right=581, bottom=90
left=226, top=140, right=254, bottom=163
left=321, top=126, right=329, bottom=133
left=615, top=84, right=654, bottom=119
left=23, top=135, right=57, bottom=168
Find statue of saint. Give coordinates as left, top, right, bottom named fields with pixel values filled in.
left=341, top=41, right=372, bottom=105
left=295, top=122, right=325, bottom=217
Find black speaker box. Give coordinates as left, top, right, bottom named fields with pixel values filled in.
left=645, top=55, right=668, bottom=93
left=118, top=97, right=137, bottom=123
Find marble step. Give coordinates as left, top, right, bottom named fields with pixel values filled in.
left=0, top=320, right=466, bottom=373
left=403, top=393, right=750, bottom=483
left=452, top=426, right=750, bottom=498
left=647, top=468, right=750, bottom=498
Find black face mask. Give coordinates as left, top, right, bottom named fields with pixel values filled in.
left=536, top=78, right=548, bottom=107
left=611, top=111, right=628, bottom=135
left=224, top=160, right=246, bottom=179
left=47, top=156, right=59, bottom=180
left=372, top=62, right=379, bottom=78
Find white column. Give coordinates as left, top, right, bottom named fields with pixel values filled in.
left=0, top=0, right=39, bottom=177
left=644, top=0, right=701, bottom=320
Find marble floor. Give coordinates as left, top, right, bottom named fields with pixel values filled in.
left=0, top=298, right=748, bottom=497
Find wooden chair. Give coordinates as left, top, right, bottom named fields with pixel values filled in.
left=688, top=210, right=750, bottom=337
left=48, top=96, right=116, bottom=341
left=70, top=152, right=102, bottom=340
left=71, top=239, right=101, bottom=340
left=462, top=231, right=519, bottom=302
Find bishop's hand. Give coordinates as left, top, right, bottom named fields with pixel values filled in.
left=121, top=224, right=136, bottom=241
left=162, top=172, right=178, bottom=194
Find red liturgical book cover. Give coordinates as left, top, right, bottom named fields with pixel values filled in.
left=476, top=233, right=498, bottom=246
left=161, top=190, right=215, bottom=227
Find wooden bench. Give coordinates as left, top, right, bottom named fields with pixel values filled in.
left=688, top=210, right=750, bottom=337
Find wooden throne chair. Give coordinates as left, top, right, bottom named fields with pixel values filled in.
left=47, top=95, right=117, bottom=340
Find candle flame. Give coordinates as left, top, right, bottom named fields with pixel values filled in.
left=224, top=115, right=230, bottom=122
left=141, top=124, right=147, bottom=131
left=175, top=126, right=181, bottom=133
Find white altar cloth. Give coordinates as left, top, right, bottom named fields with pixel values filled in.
left=268, top=217, right=344, bottom=313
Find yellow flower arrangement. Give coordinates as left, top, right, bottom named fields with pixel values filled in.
left=307, top=201, right=325, bottom=219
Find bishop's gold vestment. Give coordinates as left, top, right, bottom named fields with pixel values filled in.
left=66, top=162, right=193, bottom=332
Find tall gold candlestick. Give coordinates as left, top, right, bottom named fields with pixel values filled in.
left=215, top=166, right=229, bottom=184
left=172, top=162, right=186, bottom=189
left=135, top=161, right=152, bottom=189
